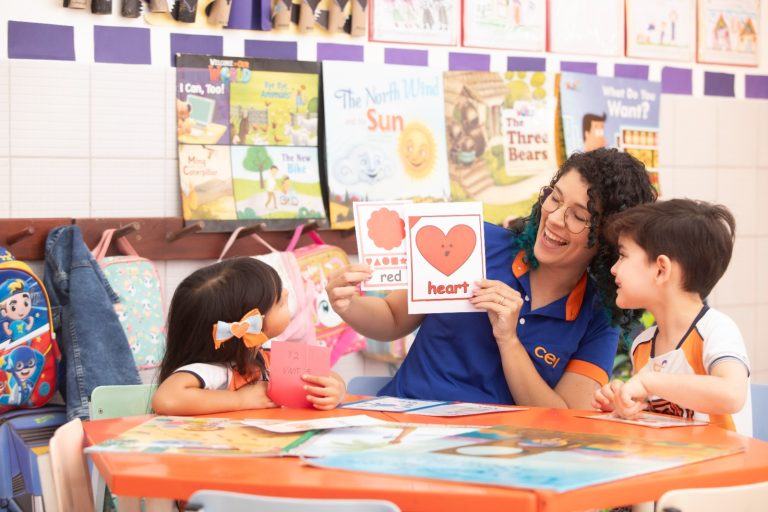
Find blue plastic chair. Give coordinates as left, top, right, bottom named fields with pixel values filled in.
left=347, top=376, right=393, bottom=396
left=185, top=490, right=401, bottom=512
left=752, top=383, right=768, bottom=441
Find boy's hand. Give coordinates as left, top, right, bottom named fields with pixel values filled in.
left=303, top=374, right=346, bottom=410
left=592, top=380, right=619, bottom=412
left=237, top=381, right=278, bottom=410
left=612, top=375, right=649, bottom=419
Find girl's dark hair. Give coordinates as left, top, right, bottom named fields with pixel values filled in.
left=158, top=257, right=282, bottom=383
left=515, top=147, right=657, bottom=334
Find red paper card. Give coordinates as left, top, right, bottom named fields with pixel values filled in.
left=268, top=341, right=331, bottom=409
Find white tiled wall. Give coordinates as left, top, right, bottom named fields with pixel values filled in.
left=659, top=94, right=768, bottom=384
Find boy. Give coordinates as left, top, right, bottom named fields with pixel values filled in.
left=593, top=199, right=752, bottom=435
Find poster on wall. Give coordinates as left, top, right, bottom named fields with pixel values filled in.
left=626, top=0, right=696, bottom=61
left=444, top=71, right=559, bottom=225
left=548, top=0, right=624, bottom=56
left=559, top=72, right=662, bottom=191
left=697, top=0, right=760, bottom=66
left=176, top=54, right=326, bottom=231
left=322, top=61, right=450, bottom=229
left=462, top=0, right=546, bottom=51
left=369, top=0, right=460, bottom=45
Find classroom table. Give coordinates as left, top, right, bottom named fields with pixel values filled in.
left=83, top=405, right=768, bottom=512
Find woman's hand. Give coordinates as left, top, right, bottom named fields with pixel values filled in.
left=470, top=279, right=524, bottom=345
left=303, top=373, right=346, bottom=410
left=325, top=264, right=372, bottom=315
left=237, top=380, right=278, bottom=410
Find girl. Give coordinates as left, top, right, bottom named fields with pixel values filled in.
left=326, top=148, right=657, bottom=409
left=152, top=257, right=346, bottom=415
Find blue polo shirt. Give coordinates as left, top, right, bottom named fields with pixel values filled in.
left=379, top=222, right=619, bottom=405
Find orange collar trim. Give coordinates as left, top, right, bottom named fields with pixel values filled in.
left=565, top=273, right=588, bottom=321
left=512, top=250, right=587, bottom=321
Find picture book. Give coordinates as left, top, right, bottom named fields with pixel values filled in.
left=443, top=71, right=559, bottom=225
left=322, top=61, right=450, bottom=229
left=292, top=423, right=482, bottom=458
left=242, top=415, right=388, bottom=433
left=559, top=72, right=662, bottom=191
left=85, top=416, right=316, bottom=457
left=581, top=412, right=709, bottom=428
left=697, top=0, right=760, bottom=66
left=308, top=424, right=743, bottom=492
left=462, top=0, right=546, bottom=51
left=341, top=396, right=525, bottom=417
left=404, top=202, right=485, bottom=314
left=353, top=200, right=411, bottom=291
left=626, top=0, right=697, bottom=61
left=176, top=54, right=326, bottom=229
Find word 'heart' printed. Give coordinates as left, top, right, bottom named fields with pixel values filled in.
left=415, top=224, right=476, bottom=276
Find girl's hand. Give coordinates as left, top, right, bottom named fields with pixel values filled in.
left=237, top=381, right=278, bottom=410
left=470, top=279, right=524, bottom=345
left=303, top=373, right=346, bottom=410
left=325, top=264, right=372, bottom=315
left=592, top=380, right=619, bottom=412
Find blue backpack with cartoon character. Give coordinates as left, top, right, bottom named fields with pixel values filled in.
left=0, top=247, right=60, bottom=413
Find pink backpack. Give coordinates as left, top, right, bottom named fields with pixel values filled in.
left=218, top=228, right=316, bottom=345
left=287, top=227, right=366, bottom=365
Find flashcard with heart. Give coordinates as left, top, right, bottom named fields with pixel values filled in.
left=404, top=202, right=485, bottom=314
left=353, top=200, right=412, bottom=291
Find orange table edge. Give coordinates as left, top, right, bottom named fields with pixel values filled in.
left=83, top=406, right=768, bottom=512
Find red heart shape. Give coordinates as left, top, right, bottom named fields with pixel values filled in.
left=366, top=258, right=372, bottom=264
left=415, top=224, right=476, bottom=276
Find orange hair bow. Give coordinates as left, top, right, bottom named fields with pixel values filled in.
left=212, top=308, right=269, bottom=350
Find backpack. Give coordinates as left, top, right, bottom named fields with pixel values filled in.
left=288, top=228, right=366, bottom=365
left=218, top=228, right=317, bottom=345
left=91, top=230, right=166, bottom=370
left=0, top=248, right=60, bottom=412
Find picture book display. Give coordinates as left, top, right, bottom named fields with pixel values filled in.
left=85, top=416, right=315, bottom=457
left=322, top=61, right=450, bottom=229
left=353, top=200, right=411, bottom=291
left=176, top=55, right=326, bottom=230
left=697, top=0, right=760, bottom=66
left=443, top=71, right=559, bottom=225
left=626, top=0, right=697, bottom=61
left=404, top=202, right=485, bottom=314
left=369, top=0, right=460, bottom=45
left=341, top=396, right=525, bottom=417
left=559, top=72, right=662, bottom=190
left=462, top=0, right=546, bottom=51
left=309, top=423, right=743, bottom=492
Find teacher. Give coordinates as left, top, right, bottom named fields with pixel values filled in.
left=327, top=148, right=657, bottom=408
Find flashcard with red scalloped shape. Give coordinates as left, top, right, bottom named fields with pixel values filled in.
left=405, top=202, right=485, bottom=314
left=353, top=200, right=412, bottom=291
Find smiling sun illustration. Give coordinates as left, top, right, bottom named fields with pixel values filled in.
left=398, top=122, right=436, bottom=179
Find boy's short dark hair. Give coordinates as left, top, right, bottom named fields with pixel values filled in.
left=605, top=198, right=736, bottom=299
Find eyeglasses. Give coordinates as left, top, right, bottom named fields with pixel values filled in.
left=538, top=186, right=592, bottom=234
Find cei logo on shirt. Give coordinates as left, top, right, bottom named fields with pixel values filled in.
left=534, top=346, right=561, bottom=368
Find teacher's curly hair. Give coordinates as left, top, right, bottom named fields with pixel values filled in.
left=515, top=147, right=657, bottom=337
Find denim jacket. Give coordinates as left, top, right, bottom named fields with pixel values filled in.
left=43, top=225, right=140, bottom=420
